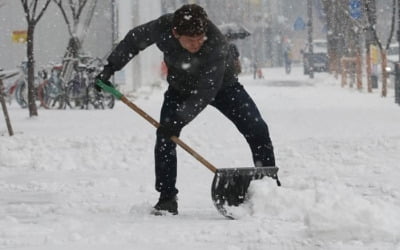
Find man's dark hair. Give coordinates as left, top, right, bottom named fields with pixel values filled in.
left=173, top=4, right=208, bottom=36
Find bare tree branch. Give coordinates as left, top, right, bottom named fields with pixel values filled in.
left=54, top=0, right=90, bottom=37
left=385, top=0, right=396, bottom=50
left=21, top=0, right=51, bottom=23
left=366, top=0, right=397, bottom=51
left=53, top=0, right=74, bottom=37
left=28, top=0, right=35, bottom=14
left=76, top=0, right=89, bottom=19
left=365, top=0, right=383, bottom=50
left=21, top=0, right=30, bottom=21
left=69, top=0, right=76, bottom=20
left=67, top=0, right=88, bottom=22
left=34, top=0, right=52, bottom=25
left=32, top=0, right=38, bottom=19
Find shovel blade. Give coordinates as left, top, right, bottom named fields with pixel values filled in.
left=211, top=167, right=279, bottom=219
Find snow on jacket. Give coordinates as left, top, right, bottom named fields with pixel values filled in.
left=106, top=13, right=238, bottom=123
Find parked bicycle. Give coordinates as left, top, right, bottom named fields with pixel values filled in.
left=13, top=61, right=43, bottom=108
left=64, top=55, right=115, bottom=110
left=8, top=54, right=116, bottom=110
left=37, top=64, right=66, bottom=109
left=0, top=68, right=19, bottom=105
left=37, top=54, right=114, bottom=110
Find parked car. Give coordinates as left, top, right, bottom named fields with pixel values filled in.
left=301, top=39, right=329, bottom=75
left=386, top=43, right=398, bottom=74
left=374, top=43, right=398, bottom=87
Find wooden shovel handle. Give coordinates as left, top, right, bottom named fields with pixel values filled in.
left=96, top=80, right=218, bottom=173
left=119, top=95, right=218, bottom=173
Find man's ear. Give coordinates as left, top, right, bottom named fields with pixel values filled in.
left=172, top=29, right=180, bottom=39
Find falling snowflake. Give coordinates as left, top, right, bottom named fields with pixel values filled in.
left=181, top=63, right=191, bottom=70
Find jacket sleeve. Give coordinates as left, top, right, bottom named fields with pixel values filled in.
left=175, top=49, right=227, bottom=124
left=106, top=17, right=162, bottom=72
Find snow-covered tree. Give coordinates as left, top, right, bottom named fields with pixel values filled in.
left=52, top=0, right=98, bottom=82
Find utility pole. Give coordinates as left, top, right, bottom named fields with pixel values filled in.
left=365, top=0, right=377, bottom=92
left=111, top=0, right=118, bottom=45
left=365, top=0, right=372, bottom=92
left=398, top=0, right=400, bottom=62
left=396, top=0, right=400, bottom=104
left=307, top=0, right=314, bottom=79
left=111, top=0, right=118, bottom=85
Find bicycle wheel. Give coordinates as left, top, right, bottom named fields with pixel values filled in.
left=6, top=83, right=17, bottom=105
left=86, top=83, right=104, bottom=109
left=66, top=79, right=86, bottom=109
left=85, top=80, right=115, bottom=109
left=103, top=92, right=115, bottom=109
left=14, top=80, right=28, bottom=108
left=38, top=79, right=66, bottom=109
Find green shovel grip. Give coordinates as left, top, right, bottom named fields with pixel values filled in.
left=96, top=79, right=123, bottom=100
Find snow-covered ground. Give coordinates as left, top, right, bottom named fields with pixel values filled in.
left=1, top=67, right=400, bottom=250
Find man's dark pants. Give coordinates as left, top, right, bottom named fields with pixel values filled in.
left=155, top=82, right=275, bottom=199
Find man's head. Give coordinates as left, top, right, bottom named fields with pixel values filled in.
left=172, top=4, right=208, bottom=53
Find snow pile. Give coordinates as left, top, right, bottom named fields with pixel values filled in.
left=240, top=178, right=400, bottom=242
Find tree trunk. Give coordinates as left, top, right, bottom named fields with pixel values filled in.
left=381, top=50, right=388, bottom=97
left=64, top=36, right=81, bottom=59
left=356, top=52, right=362, bottom=90
left=366, top=45, right=372, bottom=92
left=27, top=23, right=38, bottom=116
left=307, top=0, right=314, bottom=79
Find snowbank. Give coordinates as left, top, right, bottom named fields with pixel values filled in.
left=1, top=67, right=400, bottom=250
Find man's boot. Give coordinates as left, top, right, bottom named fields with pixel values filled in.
left=152, top=195, right=178, bottom=215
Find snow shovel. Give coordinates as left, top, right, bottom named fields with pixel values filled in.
left=96, top=80, right=280, bottom=219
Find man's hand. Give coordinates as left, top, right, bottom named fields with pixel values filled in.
left=95, top=65, right=114, bottom=91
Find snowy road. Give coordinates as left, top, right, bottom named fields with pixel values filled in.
left=1, top=67, right=400, bottom=250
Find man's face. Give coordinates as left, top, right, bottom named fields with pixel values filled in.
left=173, top=30, right=207, bottom=53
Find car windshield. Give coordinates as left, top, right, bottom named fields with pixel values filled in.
left=387, top=44, right=399, bottom=62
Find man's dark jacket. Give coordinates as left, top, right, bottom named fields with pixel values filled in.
left=106, top=14, right=238, bottom=123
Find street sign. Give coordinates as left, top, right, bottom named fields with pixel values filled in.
left=370, top=45, right=380, bottom=64
left=12, top=30, right=27, bottom=43
left=349, top=0, right=362, bottom=19
left=293, top=17, right=306, bottom=31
